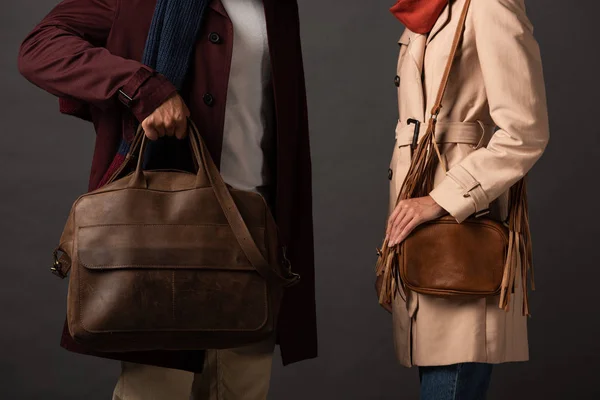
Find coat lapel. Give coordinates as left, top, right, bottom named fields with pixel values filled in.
left=262, top=0, right=284, bottom=142
left=402, top=0, right=451, bottom=121
left=403, top=32, right=427, bottom=122
left=425, top=0, right=450, bottom=46
left=209, top=0, right=227, bottom=17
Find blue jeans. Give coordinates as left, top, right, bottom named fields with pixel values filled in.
left=419, top=363, right=493, bottom=400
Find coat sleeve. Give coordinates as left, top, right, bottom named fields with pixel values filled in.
left=428, top=0, right=550, bottom=223
left=17, top=0, right=177, bottom=123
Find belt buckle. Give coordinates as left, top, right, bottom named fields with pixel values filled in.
left=407, top=118, right=421, bottom=151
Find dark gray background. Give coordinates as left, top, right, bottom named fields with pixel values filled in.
left=1, top=0, right=599, bottom=398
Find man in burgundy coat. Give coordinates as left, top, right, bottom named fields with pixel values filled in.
left=18, top=0, right=316, bottom=398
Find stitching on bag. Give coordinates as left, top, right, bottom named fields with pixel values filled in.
left=80, top=223, right=265, bottom=228
left=80, top=263, right=260, bottom=269
left=77, top=276, right=270, bottom=334
left=400, top=218, right=508, bottom=295
left=72, top=178, right=265, bottom=214
left=77, top=224, right=267, bottom=268
left=421, top=218, right=508, bottom=242
left=75, top=185, right=265, bottom=201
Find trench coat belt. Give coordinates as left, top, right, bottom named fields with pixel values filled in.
left=394, top=120, right=496, bottom=148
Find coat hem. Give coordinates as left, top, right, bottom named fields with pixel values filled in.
left=399, top=355, right=530, bottom=368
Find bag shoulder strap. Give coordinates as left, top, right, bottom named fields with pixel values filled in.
left=396, top=0, right=473, bottom=202
left=429, top=0, right=472, bottom=119
left=188, top=121, right=299, bottom=288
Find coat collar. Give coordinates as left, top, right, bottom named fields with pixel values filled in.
left=397, top=28, right=426, bottom=121
left=425, top=0, right=450, bottom=45
left=399, top=0, right=451, bottom=121
left=210, top=0, right=227, bottom=17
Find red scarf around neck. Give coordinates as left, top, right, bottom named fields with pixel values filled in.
left=390, top=0, right=448, bottom=34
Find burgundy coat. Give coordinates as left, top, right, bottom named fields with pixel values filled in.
left=18, top=0, right=316, bottom=371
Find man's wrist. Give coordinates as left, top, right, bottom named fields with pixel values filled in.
left=118, top=67, right=178, bottom=123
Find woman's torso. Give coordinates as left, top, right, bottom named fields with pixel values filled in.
left=389, top=0, right=549, bottom=367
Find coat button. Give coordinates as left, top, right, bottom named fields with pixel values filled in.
left=208, top=32, right=222, bottom=44
left=394, top=75, right=400, bottom=87
left=388, top=168, right=393, bottom=180
left=203, top=93, right=215, bottom=107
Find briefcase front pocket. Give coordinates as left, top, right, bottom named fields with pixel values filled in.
left=67, top=223, right=274, bottom=351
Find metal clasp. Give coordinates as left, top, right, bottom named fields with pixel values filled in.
left=474, top=208, right=491, bottom=218
left=118, top=88, right=133, bottom=103
left=50, top=249, right=66, bottom=279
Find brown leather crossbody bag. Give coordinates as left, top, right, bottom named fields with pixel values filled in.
left=375, top=0, right=534, bottom=316
left=51, top=119, right=299, bottom=352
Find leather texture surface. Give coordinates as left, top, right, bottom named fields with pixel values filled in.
left=400, top=215, right=508, bottom=297
left=55, top=120, right=296, bottom=352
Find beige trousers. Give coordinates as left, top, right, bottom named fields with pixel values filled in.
left=112, top=338, right=276, bottom=400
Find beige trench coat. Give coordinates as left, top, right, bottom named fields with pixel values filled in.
left=388, top=0, right=549, bottom=367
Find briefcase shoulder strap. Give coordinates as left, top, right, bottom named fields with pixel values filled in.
left=188, top=121, right=299, bottom=288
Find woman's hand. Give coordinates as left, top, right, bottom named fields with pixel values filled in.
left=386, top=195, right=447, bottom=247
left=376, top=196, right=445, bottom=313
left=141, top=92, right=190, bottom=140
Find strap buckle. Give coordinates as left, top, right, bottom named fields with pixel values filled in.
left=118, top=89, right=134, bottom=107
left=50, top=249, right=67, bottom=279
left=474, top=208, right=491, bottom=218
left=280, top=246, right=300, bottom=287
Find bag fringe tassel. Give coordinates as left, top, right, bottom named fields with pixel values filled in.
left=399, top=119, right=442, bottom=200
left=499, top=177, right=534, bottom=316
left=375, top=117, right=442, bottom=306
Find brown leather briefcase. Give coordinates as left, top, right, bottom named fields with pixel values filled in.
left=51, top=119, right=299, bottom=352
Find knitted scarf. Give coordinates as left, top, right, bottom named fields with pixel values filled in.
left=99, top=0, right=209, bottom=186
left=390, top=0, right=448, bottom=34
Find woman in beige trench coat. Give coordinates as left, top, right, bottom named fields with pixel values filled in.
left=377, top=0, right=550, bottom=398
